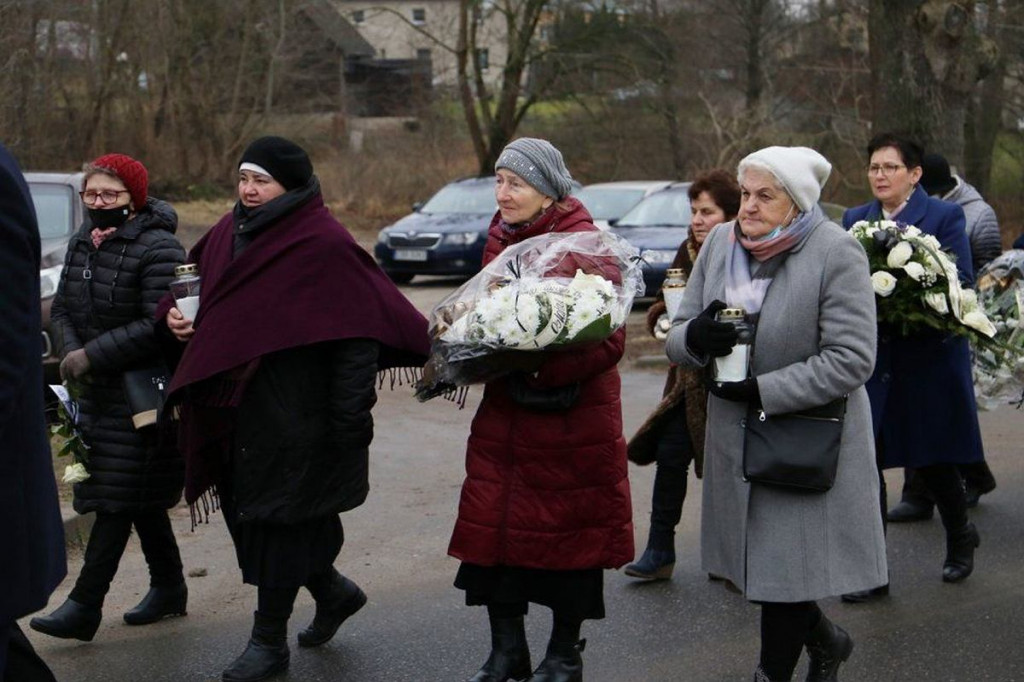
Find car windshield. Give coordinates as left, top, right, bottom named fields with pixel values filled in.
left=420, top=182, right=497, bottom=215
left=30, top=183, right=76, bottom=239
left=575, top=187, right=647, bottom=220
left=615, top=189, right=691, bottom=228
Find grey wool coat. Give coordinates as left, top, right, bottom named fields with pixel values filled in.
left=666, top=216, right=888, bottom=602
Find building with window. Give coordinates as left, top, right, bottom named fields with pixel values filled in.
left=331, top=0, right=508, bottom=88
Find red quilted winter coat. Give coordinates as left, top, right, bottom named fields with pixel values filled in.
left=447, top=198, right=634, bottom=570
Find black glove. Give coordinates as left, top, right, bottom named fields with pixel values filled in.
left=686, top=300, right=738, bottom=357
left=708, top=377, right=760, bottom=403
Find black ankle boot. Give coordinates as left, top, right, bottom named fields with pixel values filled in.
left=29, top=598, right=102, bottom=641
left=804, top=615, right=853, bottom=681
left=222, top=613, right=290, bottom=682
left=297, top=573, right=367, bottom=648
left=623, top=547, right=676, bottom=581
left=528, top=638, right=585, bottom=682
left=467, top=615, right=532, bottom=682
left=124, top=582, right=188, bottom=625
left=942, top=522, right=980, bottom=583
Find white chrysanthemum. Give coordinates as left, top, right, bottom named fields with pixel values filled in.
left=887, top=241, right=914, bottom=268
left=574, top=289, right=608, bottom=314
left=871, top=271, right=897, bottom=297
left=568, top=269, right=615, bottom=299
left=903, top=225, right=922, bottom=237
left=963, top=310, right=997, bottom=338
left=63, top=462, right=90, bottom=484
left=903, top=261, right=926, bottom=281
left=566, top=298, right=603, bottom=338
left=924, top=292, right=949, bottom=315
left=514, top=292, right=542, bottom=335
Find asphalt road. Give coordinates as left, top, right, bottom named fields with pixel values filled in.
left=22, top=279, right=1024, bottom=682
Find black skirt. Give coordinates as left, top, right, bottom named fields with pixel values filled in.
left=455, top=562, right=605, bottom=621
left=219, top=478, right=344, bottom=589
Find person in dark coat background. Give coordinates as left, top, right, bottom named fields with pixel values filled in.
left=842, top=133, right=984, bottom=603
left=624, top=170, right=739, bottom=582
left=449, top=138, right=633, bottom=682
left=0, top=144, right=67, bottom=681
left=30, top=154, right=188, bottom=642
left=885, top=152, right=1000, bottom=524
left=159, top=136, right=430, bottom=682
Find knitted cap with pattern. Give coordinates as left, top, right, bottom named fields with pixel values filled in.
left=494, top=137, right=574, bottom=200
left=90, top=153, right=148, bottom=208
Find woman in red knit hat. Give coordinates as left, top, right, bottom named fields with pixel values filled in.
left=30, top=153, right=188, bottom=643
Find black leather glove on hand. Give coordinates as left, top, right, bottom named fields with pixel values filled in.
left=59, top=348, right=91, bottom=381
left=708, top=377, right=760, bottom=403
left=686, top=299, right=739, bottom=357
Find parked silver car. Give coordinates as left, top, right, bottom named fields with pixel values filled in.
left=575, top=180, right=674, bottom=230
left=26, top=171, right=86, bottom=385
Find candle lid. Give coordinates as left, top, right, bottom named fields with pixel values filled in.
left=718, top=307, right=745, bottom=320
left=174, top=264, right=198, bottom=277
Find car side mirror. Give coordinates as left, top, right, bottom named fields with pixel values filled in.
left=608, top=218, right=619, bottom=227
left=412, top=201, right=424, bottom=212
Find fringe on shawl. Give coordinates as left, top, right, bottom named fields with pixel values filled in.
left=188, top=485, right=221, bottom=532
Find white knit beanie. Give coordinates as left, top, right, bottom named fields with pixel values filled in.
left=738, top=146, right=832, bottom=212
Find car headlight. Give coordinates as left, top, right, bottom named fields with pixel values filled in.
left=377, top=231, right=389, bottom=244
left=442, top=231, right=480, bottom=246
left=40, top=264, right=62, bottom=299
left=642, top=249, right=677, bottom=264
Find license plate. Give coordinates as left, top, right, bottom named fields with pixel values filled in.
left=394, top=249, right=428, bottom=261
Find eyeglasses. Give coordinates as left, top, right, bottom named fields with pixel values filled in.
left=80, top=189, right=130, bottom=205
left=866, top=163, right=906, bottom=177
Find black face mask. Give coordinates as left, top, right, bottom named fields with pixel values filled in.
left=88, top=206, right=131, bottom=229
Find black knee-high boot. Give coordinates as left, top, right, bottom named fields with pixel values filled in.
left=222, top=587, right=297, bottom=682
left=528, top=615, right=584, bottom=682
left=918, top=465, right=980, bottom=582
left=467, top=604, right=532, bottom=682
left=804, top=608, right=854, bottom=682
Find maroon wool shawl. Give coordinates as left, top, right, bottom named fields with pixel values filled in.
left=157, top=194, right=429, bottom=507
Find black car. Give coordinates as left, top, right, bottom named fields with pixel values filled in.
left=374, top=176, right=497, bottom=283
left=610, top=182, right=692, bottom=295
left=27, top=171, right=86, bottom=385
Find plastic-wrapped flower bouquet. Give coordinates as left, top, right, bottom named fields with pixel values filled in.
left=973, top=250, right=1024, bottom=408
left=415, top=230, right=644, bottom=401
left=49, top=383, right=91, bottom=483
left=849, top=220, right=998, bottom=349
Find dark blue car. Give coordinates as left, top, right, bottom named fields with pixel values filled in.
left=374, top=176, right=497, bottom=283
left=610, top=182, right=692, bottom=295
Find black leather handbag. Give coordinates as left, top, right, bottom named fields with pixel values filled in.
left=742, top=397, right=847, bottom=492
left=507, top=373, right=581, bottom=412
left=122, top=367, right=170, bottom=429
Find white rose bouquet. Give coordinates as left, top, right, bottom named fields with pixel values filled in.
left=49, top=382, right=91, bottom=483
left=973, top=250, right=1024, bottom=408
left=416, top=230, right=644, bottom=401
left=849, top=220, right=999, bottom=351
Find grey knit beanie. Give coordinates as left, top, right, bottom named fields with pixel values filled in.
left=737, top=146, right=832, bottom=212
left=494, top=137, right=574, bottom=199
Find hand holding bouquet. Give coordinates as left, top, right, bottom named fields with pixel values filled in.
left=416, top=230, right=644, bottom=401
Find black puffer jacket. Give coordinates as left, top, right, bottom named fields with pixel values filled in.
left=51, top=198, right=186, bottom=514
left=232, top=339, right=379, bottom=525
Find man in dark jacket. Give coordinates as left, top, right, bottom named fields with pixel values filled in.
left=0, top=144, right=67, bottom=679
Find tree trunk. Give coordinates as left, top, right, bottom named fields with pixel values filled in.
left=964, top=1, right=1007, bottom=195
left=868, top=0, right=997, bottom=169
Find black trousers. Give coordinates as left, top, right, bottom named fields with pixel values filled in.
left=648, top=402, right=694, bottom=551
left=900, top=461, right=996, bottom=505
left=69, top=510, right=184, bottom=609
left=1, top=623, right=57, bottom=682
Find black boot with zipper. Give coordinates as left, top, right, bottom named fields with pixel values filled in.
left=222, top=611, right=290, bottom=682
left=528, top=616, right=585, bottom=682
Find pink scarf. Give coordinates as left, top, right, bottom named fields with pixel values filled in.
left=90, top=227, right=118, bottom=248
